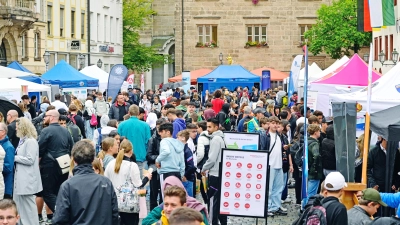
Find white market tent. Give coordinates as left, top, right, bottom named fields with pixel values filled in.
left=329, top=62, right=400, bottom=114
left=297, top=63, right=323, bottom=87
left=80, top=65, right=109, bottom=91
left=0, top=78, right=51, bottom=100
left=320, top=56, right=349, bottom=76
left=0, top=65, right=33, bottom=78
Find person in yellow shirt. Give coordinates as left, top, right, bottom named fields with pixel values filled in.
left=152, top=186, right=187, bottom=225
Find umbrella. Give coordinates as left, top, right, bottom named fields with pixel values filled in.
left=0, top=96, right=24, bottom=119
left=171, top=81, right=188, bottom=89
left=162, top=82, right=174, bottom=90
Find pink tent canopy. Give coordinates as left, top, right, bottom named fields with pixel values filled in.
left=312, top=54, right=381, bottom=86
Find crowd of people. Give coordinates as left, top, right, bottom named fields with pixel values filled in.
left=0, top=85, right=399, bottom=225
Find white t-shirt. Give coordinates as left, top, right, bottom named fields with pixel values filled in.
left=51, top=100, right=68, bottom=111
left=269, top=132, right=282, bottom=169
left=296, top=116, right=308, bottom=126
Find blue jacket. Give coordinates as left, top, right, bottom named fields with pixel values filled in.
left=156, top=138, right=185, bottom=176
left=237, top=116, right=252, bottom=132
left=183, top=143, right=196, bottom=182
left=172, top=118, right=186, bottom=139
left=247, top=118, right=260, bottom=133
left=118, top=117, right=151, bottom=162
left=0, top=136, right=15, bottom=195
left=380, top=192, right=400, bottom=217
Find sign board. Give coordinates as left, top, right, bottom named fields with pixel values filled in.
left=219, top=149, right=268, bottom=218
left=127, top=74, right=134, bottom=84
left=62, top=88, right=87, bottom=100
left=69, top=40, right=81, bottom=50
left=99, top=45, right=115, bottom=53
left=223, top=132, right=260, bottom=150
left=307, top=90, right=318, bottom=111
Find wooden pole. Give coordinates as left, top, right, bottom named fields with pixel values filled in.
left=361, top=113, right=370, bottom=185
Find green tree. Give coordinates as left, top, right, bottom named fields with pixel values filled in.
left=123, top=0, right=165, bottom=73
left=304, top=0, right=371, bottom=59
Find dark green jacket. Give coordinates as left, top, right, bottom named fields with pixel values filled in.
left=308, top=137, right=323, bottom=180
left=142, top=205, right=209, bottom=225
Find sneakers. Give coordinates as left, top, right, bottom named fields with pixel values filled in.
left=282, top=198, right=292, bottom=203
left=45, top=218, right=52, bottom=225
left=279, top=206, right=288, bottom=212
left=267, top=211, right=275, bottom=217
left=275, top=208, right=288, bottom=215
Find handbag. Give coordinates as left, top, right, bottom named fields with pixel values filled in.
left=48, top=153, right=71, bottom=175
left=115, top=163, right=140, bottom=213
left=90, top=109, right=98, bottom=126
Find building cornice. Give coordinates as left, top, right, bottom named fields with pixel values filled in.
left=193, top=16, right=221, bottom=19
left=296, top=16, right=317, bottom=20
left=243, top=16, right=270, bottom=19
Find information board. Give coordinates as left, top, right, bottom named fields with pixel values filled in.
left=223, top=132, right=260, bottom=150
left=219, top=149, right=268, bottom=218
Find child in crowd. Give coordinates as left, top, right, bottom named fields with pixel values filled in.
left=98, top=137, right=119, bottom=170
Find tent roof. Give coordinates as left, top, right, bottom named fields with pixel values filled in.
left=251, top=67, right=289, bottom=81
left=168, top=69, right=212, bottom=84
left=298, top=63, right=323, bottom=81
left=7, top=61, right=31, bottom=73
left=80, top=65, right=109, bottom=91
left=42, top=60, right=99, bottom=88
left=198, top=65, right=260, bottom=82
left=322, top=56, right=349, bottom=75
left=0, top=78, right=51, bottom=92
left=370, top=104, right=400, bottom=141
left=0, top=65, right=32, bottom=78
left=313, top=54, right=381, bottom=86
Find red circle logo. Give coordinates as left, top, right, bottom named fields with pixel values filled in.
left=225, top=182, right=230, bottom=187
left=237, top=162, right=242, bottom=168
left=225, top=172, right=231, bottom=177
left=235, top=192, right=240, bottom=198
left=236, top=182, right=241, bottom=188
left=256, top=184, right=262, bottom=189
left=245, top=203, right=250, bottom=209
left=255, top=194, right=261, bottom=199
left=257, top=174, right=262, bottom=179
left=245, top=193, right=251, bottom=199
left=246, top=183, right=251, bottom=189
left=224, top=192, right=229, bottom=197
left=234, top=203, right=240, bottom=208
left=226, top=162, right=231, bottom=167
left=236, top=172, right=241, bottom=178
left=223, top=202, right=229, bottom=207
left=247, top=163, right=252, bottom=168
left=246, top=173, right=252, bottom=179
left=257, top=164, right=262, bottom=169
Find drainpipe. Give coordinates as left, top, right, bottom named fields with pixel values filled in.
left=181, top=0, right=184, bottom=71
left=87, top=0, right=91, bottom=65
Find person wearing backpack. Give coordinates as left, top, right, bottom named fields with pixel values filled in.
left=196, top=121, right=210, bottom=204
left=321, top=172, right=348, bottom=225
left=68, top=105, right=86, bottom=139
left=93, top=115, right=117, bottom=154
left=302, top=124, right=323, bottom=209
left=291, top=123, right=305, bottom=206
left=216, top=103, right=231, bottom=131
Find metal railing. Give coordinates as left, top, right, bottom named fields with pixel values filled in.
left=0, top=0, right=34, bottom=11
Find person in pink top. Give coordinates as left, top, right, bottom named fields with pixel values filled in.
left=211, top=90, right=224, bottom=114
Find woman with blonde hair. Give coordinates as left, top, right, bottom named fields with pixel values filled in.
left=0, top=112, right=4, bottom=123
left=266, top=104, right=274, bottom=117
left=98, top=137, right=119, bottom=169
left=14, top=117, right=42, bottom=225
left=354, top=134, right=365, bottom=183
left=92, top=158, right=104, bottom=175
left=104, top=139, right=152, bottom=225
left=18, top=103, right=31, bottom=121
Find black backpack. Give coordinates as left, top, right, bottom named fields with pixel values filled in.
left=292, top=196, right=333, bottom=225
left=196, top=136, right=211, bottom=170
left=291, top=140, right=304, bottom=169
left=67, top=121, right=82, bottom=143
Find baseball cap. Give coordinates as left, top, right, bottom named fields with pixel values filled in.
left=324, top=172, right=347, bottom=191
left=322, top=116, right=333, bottom=124
left=362, top=188, right=387, bottom=206
left=253, top=107, right=266, bottom=114
left=58, top=108, right=68, bottom=115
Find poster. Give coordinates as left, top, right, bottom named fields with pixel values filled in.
left=140, top=74, right=145, bottom=93
left=0, top=91, right=20, bottom=101
left=307, top=90, right=318, bottom=111
left=223, top=132, right=260, bottom=150
left=219, top=149, right=268, bottom=218
left=62, top=88, right=87, bottom=101
left=182, top=71, right=191, bottom=92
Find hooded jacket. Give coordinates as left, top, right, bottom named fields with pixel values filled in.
left=94, top=98, right=109, bottom=116
left=217, top=103, right=231, bottom=131
left=0, top=136, right=14, bottom=196
left=380, top=192, right=400, bottom=218
left=202, top=130, right=225, bottom=177
left=172, top=118, right=186, bottom=139
left=183, top=143, right=196, bottom=182
left=347, top=205, right=373, bottom=225
left=83, top=100, right=96, bottom=119
left=142, top=176, right=209, bottom=225
left=308, top=136, right=323, bottom=180
left=321, top=196, right=348, bottom=225
left=197, top=131, right=211, bottom=166
left=93, top=115, right=116, bottom=148
left=321, top=125, right=336, bottom=171
left=156, top=138, right=185, bottom=176
left=147, top=131, right=162, bottom=167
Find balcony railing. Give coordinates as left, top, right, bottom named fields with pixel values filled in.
left=0, top=0, right=35, bottom=11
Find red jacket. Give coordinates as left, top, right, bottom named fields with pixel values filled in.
left=211, top=98, right=224, bottom=114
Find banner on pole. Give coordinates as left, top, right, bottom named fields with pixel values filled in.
left=288, top=55, right=303, bottom=98
left=182, top=71, right=191, bottom=93
left=127, top=74, right=134, bottom=84
left=140, top=74, right=145, bottom=93
left=107, top=64, right=129, bottom=103
left=261, top=70, right=271, bottom=91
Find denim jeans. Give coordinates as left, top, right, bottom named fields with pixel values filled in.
left=281, top=172, right=289, bottom=200
left=84, top=120, right=94, bottom=140
left=268, top=168, right=284, bottom=212
left=182, top=181, right=194, bottom=197
left=301, top=179, right=320, bottom=209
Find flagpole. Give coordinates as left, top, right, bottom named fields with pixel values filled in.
left=362, top=43, right=373, bottom=185
left=301, top=45, right=309, bottom=203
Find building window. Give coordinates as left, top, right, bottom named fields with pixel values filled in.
left=110, top=16, right=113, bottom=43
left=21, top=33, right=27, bottom=59
left=116, top=18, right=119, bottom=44
left=97, top=14, right=100, bottom=42
left=47, top=5, right=52, bottom=35
left=81, top=13, right=85, bottom=39
left=385, top=35, right=388, bottom=60
left=299, top=24, right=314, bottom=43
left=197, top=25, right=218, bottom=44
left=247, top=25, right=267, bottom=42
left=104, top=15, right=108, bottom=42
left=390, top=34, right=394, bottom=60
left=395, top=0, right=397, bottom=6
left=71, top=10, right=75, bottom=38
left=379, top=36, right=382, bottom=55
left=34, top=31, right=41, bottom=60
left=374, top=37, right=378, bottom=61
left=60, top=7, right=64, bottom=37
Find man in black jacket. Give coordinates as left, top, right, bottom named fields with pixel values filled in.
left=38, top=110, right=74, bottom=216
left=52, top=140, right=119, bottom=224
left=321, top=171, right=348, bottom=225
left=146, top=119, right=165, bottom=210
left=21, top=94, right=36, bottom=119
left=321, top=125, right=336, bottom=176
left=6, top=110, right=19, bottom=149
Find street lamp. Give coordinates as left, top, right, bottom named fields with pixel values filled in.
left=171, top=53, right=175, bottom=62
left=43, top=51, right=50, bottom=72
left=219, top=52, right=223, bottom=65
left=379, top=49, right=399, bottom=66
left=78, top=54, right=85, bottom=70
left=363, top=53, right=369, bottom=63
left=97, top=59, right=103, bottom=68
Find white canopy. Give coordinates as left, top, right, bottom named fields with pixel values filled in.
left=0, top=78, right=51, bottom=100
left=317, top=56, right=349, bottom=79
left=329, top=62, right=400, bottom=114
left=0, top=65, right=33, bottom=78
left=80, top=65, right=109, bottom=91
left=298, top=63, right=323, bottom=87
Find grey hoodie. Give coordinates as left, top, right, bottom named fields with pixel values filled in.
left=202, top=130, right=225, bottom=177
left=156, top=138, right=185, bottom=176
left=197, top=131, right=212, bottom=163
left=94, top=98, right=109, bottom=116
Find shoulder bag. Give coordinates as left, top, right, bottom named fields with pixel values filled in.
left=115, top=163, right=140, bottom=213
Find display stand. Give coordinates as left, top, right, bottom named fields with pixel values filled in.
left=341, top=183, right=366, bottom=210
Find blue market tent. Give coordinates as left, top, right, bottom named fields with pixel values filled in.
left=41, top=60, right=99, bottom=88
left=7, top=61, right=47, bottom=84
left=8, top=61, right=31, bottom=72
left=197, top=65, right=260, bottom=94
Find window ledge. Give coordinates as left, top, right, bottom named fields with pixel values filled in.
left=243, top=16, right=270, bottom=19
left=21, top=57, right=28, bottom=61
left=244, top=45, right=269, bottom=49
left=34, top=57, right=41, bottom=62
left=195, top=46, right=219, bottom=48
left=193, top=16, right=221, bottom=19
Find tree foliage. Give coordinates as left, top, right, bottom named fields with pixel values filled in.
left=123, top=0, right=165, bottom=73
left=304, top=0, right=371, bottom=59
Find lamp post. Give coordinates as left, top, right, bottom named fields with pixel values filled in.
left=78, top=54, right=86, bottom=70
left=363, top=53, right=369, bottom=63
left=43, top=51, right=50, bottom=72
left=379, top=49, right=399, bottom=66
left=97, top=59, right=103, bottom=68
left=219, top=52, right=223, bottom=65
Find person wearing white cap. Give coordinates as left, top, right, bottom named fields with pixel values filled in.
left=320, top=171, right=348, bottom=225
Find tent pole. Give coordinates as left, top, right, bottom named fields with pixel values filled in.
left=361, top=113, right=370, bottom=185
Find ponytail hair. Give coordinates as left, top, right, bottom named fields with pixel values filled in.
left=114, top=139, right=133, bottom=174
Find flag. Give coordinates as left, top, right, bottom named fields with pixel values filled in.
left=301, top=45, right=309, bottom=201
left=368, top=0, right=395, bottom=28
left=357, top=0, right=372, bottom=32
left=288, top=55, right=303, bottom=99
left=382, top=0, right=395, bottom=26
left=107, top=64, right=129, bottom=103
